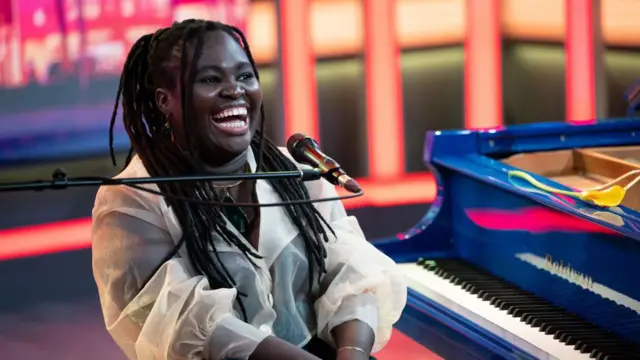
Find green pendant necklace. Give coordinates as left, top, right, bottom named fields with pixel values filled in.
left=214, top=181, right=249, bottom=233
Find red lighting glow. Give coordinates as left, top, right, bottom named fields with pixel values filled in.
left=565, top=0, right=596, bottom=122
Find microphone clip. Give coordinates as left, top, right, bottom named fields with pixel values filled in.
left=300, top=168, right=322, bottom=181
left=49, top=168, right=70, bottom=191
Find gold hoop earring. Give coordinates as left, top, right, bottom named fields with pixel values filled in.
left=163, top=115, right=175, bottom=143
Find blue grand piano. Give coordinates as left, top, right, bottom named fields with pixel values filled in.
left=376, top=119, right=640, bottom=359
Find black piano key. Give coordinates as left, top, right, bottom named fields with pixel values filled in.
left=540, top=319, right=589, bottom=334
left=570, top=333, right=612, bottom=351
left=594, top=347, right=640, bottom=359
left=415, top=258, right=640, bottom=359
left=490, top=294, right=544, bottom=304
left=590, top=345, right=634, bottom=357
left=530, top=315, right=576, bottom=328
left=577, top=338, right=637, bottom=357
left=556, top=328, right=601, bottom=343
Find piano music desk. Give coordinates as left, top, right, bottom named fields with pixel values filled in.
left=375, top=119, right=640, bottom=360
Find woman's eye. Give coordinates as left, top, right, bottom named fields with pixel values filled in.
left=202, top=76, right=221, bottom=83
left=238, top=72, right=254, bottom=81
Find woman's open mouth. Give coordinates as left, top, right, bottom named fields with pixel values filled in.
left=211, top=107, right=250, bottom=135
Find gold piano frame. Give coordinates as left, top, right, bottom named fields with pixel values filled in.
left=501, top=146, right=640, bottom=211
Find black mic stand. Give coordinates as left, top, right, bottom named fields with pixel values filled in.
left=0, top=168, right=322, bottom=193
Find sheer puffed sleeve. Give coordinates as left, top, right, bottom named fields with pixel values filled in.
left=91, top=186, right=270, bottom=360
left=309, top=179, right=407, bottom=353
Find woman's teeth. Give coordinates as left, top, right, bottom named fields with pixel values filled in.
left=217, top=120, right=247, bottom=128
left=213, top=107, right=248, bottom=119
left=211, top=107, right=250, bottom=134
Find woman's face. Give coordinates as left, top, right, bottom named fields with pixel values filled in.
left=156, top=30, right=263, bottom=167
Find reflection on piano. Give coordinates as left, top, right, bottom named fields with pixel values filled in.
left=376, top=120, right=640, bottom=359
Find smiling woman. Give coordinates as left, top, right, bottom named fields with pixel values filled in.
left=95, top=19, right=406, bottom=360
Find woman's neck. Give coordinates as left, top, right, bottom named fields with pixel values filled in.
left=200, top=149, right=249, bottom=179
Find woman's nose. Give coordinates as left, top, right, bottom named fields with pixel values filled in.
left=220, top=84, right=245, bottom=99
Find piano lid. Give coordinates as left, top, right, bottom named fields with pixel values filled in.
left=424, top=118, right=640, bottom=242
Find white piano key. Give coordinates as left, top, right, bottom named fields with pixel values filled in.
left=398, top=263, right=592, bottom=360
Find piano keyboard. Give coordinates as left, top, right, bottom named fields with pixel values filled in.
left=399, top=259, right=640, bottom=360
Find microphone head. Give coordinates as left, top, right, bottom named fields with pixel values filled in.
left=286, top=133, right=315, bottom=159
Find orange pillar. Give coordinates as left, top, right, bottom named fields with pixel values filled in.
left=363, top=0, right=405, bottom=180
left=565, top=0, right=604, bottom=122
left=464, top=0, right=502, bottom=130
left=279, top=0, right=320, bottom=141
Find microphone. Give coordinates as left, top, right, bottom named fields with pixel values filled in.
left=286, top=133, right=362, bottom=193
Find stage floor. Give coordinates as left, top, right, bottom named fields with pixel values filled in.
left=0, top=295, right=440, bottom=360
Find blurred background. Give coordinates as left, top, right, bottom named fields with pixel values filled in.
left=0, top=0, right=637, bottom=358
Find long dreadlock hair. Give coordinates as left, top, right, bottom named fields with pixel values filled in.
left=108, top=19, right=332, bottom=320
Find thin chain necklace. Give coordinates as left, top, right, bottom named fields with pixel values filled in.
left=212, top=165, right=250, bottom=233
left=212, top=180, right=243, bottom=191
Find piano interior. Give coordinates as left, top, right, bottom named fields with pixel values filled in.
left=501, top=146, right=640, bottom=210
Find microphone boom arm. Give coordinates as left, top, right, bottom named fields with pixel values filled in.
left=0, top=168, right=323, bottom=193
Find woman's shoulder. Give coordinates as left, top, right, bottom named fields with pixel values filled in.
left=93, top=156, right=164, bottom=219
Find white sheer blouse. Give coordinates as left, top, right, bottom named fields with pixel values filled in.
left=91, top=148, right=407, bottom=360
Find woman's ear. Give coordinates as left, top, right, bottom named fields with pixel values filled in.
left=155, top=88, right=172, bottom=117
